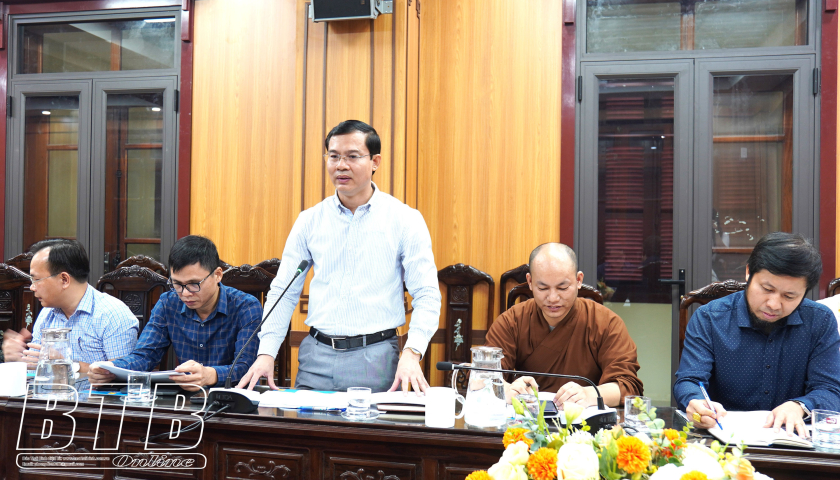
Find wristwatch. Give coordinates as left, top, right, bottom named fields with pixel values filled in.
left=403, top=346, right=422, bottom=358
left=793, top=400, right=811, bottom=420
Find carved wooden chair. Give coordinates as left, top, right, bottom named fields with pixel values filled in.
left=221, top=264, right=291, bottom=387
left=5, top=252, right=34, bottom=275
left=499, top=264, right=529, bottom=316
left=255, top=258, right=281, bottom=276
left=116, top=255, right=168, bottom=276
left=96, top=265, right=173, bottom=368
left=826, top=278, right=840, bottom=298
left=678, top=280, right=746, bottom=360
left=0, top=264, right=39, bottom=360
left=436, top=264, right=495, bottom=387
left=505, top=282, right=604, bottom=310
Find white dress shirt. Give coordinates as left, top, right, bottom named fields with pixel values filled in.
left=258, top=183, right=441, bottom=358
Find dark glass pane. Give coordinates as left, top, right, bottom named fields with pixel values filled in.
left=23, top=96, right=80, bottom=247
left=711, top=75, right=794, bottom=281
left=20, top=18, right=176, bottom=74
left=597, top=78, right=674, bottom=305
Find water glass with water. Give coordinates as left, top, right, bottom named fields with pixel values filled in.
left=344, top=387, right=372, bottom=419
left=812, top=409, right=840, bottom=451
left=624, top=395, right=651, bottom=429
left=126, top=372, right=152, bottom=403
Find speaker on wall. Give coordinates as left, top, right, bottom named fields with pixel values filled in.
left=311, top=0, right=393, bottom=23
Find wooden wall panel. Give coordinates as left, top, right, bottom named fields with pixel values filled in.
left=190, top=0, right=299, bottom=265
left=416, top=0, right=564, bottom=332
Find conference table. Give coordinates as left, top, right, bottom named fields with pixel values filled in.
left=2, top=392, right=839, bottom=480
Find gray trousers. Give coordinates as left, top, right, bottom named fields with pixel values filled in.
left=294, top=334, right=399, bottom=392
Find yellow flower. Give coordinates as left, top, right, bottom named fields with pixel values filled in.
left=503, top=428, right=533, bottom=448
left=679, top=472, right=709, bottom=480
left=663, top=429, right=680, bottom=441
left=465, top=471, right=492, bottom=480
left=616, top=435, right=652, bottom=474
left=526, top=447, right=558, bottom=480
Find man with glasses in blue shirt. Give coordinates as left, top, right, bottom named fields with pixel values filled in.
left=89, top=235, right=262, bottom=391
left=2, top=239, right=138, bottom=374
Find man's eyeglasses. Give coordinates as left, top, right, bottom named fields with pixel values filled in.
left=168, top=271, right=214, bottom=294
left=323, top=154, right=370, bottom=165
left=30, top=273, right=59, bottom=284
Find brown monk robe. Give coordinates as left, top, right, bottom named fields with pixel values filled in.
left=485, top=297, right=643, bottom=400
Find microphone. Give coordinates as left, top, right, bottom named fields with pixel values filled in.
left=207, top=260, right=309, bottom=413
left=437, top=361, right=617, bottom=431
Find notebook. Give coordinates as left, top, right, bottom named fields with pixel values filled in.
left=708, top=411, right=813, bottom=449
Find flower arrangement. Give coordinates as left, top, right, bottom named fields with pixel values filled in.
left=465, top=394, right=773, bottom=480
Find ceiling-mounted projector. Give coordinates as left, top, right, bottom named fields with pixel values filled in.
left=310, top=0, right=394, bottom=22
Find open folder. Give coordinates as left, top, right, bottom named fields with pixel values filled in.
left=708, top=411, right=813, bottom=449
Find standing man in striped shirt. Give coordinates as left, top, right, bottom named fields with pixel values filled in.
left=1, top=239, right=138, bottom=375
left=238, top=120, right=441, bottom=393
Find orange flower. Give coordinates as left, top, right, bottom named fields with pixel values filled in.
left=680, top=472, right=709, bottom=480
left=616, top=436, right=651, bottom=474
left=526, top=447, right=558, bottom=480
left=503, top=427, right=533, bottom=448
left=465, top=471, right=492, bottom=480
left=663, top=429, right=680, bottom=441
left=735, top=459, right=756, bottom=480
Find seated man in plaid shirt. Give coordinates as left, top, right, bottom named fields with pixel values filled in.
left=89, top=235, right=262, bottom=391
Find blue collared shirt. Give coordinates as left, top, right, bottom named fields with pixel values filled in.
left=257, top=182, right=441, bottom=358
left=31, top=285, right=139, bottom=364
left=674, top=290, right=840, bottom=412
left=112, top=284, right=262, bottom=387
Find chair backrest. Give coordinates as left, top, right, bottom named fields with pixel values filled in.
left=221, top=264, right=291, bottom=387
left=6, top=252, right=33, bottom=274
left=678, top=280, right=746, bottom=360
left=505, top=282, right=604, bottom=311
left=255, top=258, right=281, bottom=276
left=499, top=264, right=529, bottom=316
left=0, top=264, right=39, bottom=344
left=96, top=265, right=169, bottom=333
left=116, top=255, right=168, bottom=276
left=436, top=264, right=495, bottom=385
left=827, top=278, right=840, bottom=298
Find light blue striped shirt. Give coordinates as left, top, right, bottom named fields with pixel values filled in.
left=31, top=285, right=139, bottom=365
left=258, top=183, right=442, bottom=358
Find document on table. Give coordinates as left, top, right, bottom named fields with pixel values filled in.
left=709, top=411, right=813, bottom=449
left=94, top=363, right=187, bottom=383
left=259, top=390, right=349, bottom=409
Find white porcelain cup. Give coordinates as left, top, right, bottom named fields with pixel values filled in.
left=425, top=387, right=466, bottom=428
left=0, top=362, right=27, bottom=396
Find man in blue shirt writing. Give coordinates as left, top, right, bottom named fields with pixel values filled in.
left=89, top=235, right=262, bottom=390
left=674, top=232, right=840, bottom=437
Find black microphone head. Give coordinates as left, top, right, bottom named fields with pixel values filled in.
left=436, top=361, right=454, bottom=371
left=296, top=260, right=309, bottom=273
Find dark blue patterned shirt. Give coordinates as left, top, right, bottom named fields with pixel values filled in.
left=674, top=290, right=840, bottom=412
left=112, top=284, right=262, bottom=387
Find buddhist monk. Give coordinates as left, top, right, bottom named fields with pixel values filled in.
left=485, top=243, right=643, bottom=407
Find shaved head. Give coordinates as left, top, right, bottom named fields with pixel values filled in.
left=526, top=243, right=583, bottom=325
left=529, top=243, right=577, bottom=271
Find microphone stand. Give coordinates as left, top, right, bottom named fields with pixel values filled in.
left=207, top=260, right=309, bottom=413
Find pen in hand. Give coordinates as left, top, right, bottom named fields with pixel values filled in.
left=698, top=381, right=723, bottom=430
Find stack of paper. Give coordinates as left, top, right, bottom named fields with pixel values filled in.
left=709, top=411, right=813, bottom=449
left=258, top=390, right=349, bottom=409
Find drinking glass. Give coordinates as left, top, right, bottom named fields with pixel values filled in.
left=812, top=409, right=840, bottom=451
left=342, top=387, right=374, bottom=420
left=126, top=372, right=152, bottom=403
left=624, top=395, right=651, bottom=429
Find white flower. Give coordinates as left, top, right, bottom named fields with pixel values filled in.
left=682, top=443, right=724, bottom=480
left=501, top=441, right=530, bottom=466
left=556, top=443, right=599, bottom=480
left=754, top=473, right=774, bottom=480
left=565, top=430, right=594, bottom=446
left=488, top=461, right=528, bottom=480
left=648, top=464, right=691, bottom=480
left=633, top=431, right=653, bottom=446
left=563, top=402, right=585, bottom=424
